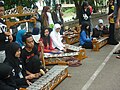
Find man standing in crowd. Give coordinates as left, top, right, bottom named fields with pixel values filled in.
left=0, top=1, right=13, bottom=63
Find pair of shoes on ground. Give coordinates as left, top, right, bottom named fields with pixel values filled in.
left=113, top=50, right=120, bottom=59
left=113, top=50, right=120, bottom=54
left=108, top=41, right=119, bottom=45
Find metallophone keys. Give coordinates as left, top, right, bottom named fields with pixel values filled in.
left=27, top=65, right=68, bottom=90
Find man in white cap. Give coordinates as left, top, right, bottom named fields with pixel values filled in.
left=92, top=19, right=109, bottom=38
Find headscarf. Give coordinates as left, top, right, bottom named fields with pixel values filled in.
left=52, top=23, right=61, bottom=34
left=16, top=29, right=26, bottom=47
left=52, top=23, right=61, bottom=40
left=50, top=23, right=65, bottom=50
left=0, top=63, right=12, bottom=79
left=4, top=42, right=21, bottom=74
left=0, top=63, right=18, bottom=89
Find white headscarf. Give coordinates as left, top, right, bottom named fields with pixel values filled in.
left=50, top=23, right=65, bottom=50
left=53, top=23, right=61, bottom=33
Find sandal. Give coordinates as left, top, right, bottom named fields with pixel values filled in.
left=116, top=55, right=120, bottom=59
left=113, top=50, right=120, bottom=54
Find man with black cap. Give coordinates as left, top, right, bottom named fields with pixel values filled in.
left=0, top=1, right=13, bottom=63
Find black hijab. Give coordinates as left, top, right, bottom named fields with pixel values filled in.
left=0, top=63, right=12, bottom=79
left=0, top=63, right=18, bottom=89
left=4, top=42, right=21, bottom=74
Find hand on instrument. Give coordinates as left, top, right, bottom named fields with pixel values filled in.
left=35, top=73, right=41, bottom=78
left=63, top=48, right=67, bottom=52
left=26, top=80, right=32, bottom=86
left=51, top=49, right=60, bottom=53
left=25, top=74, right=36, bottom=80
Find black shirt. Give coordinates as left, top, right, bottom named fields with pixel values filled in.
left=0, top=19, right=9, bottom=51
left=21, top=46, right=39, bottom=65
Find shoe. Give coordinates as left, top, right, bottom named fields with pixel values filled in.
left=113, top=50, right=120, bottom=54
left=116, top=55, right=120, bottom=59
left=108, top=41, right=119, bottom=45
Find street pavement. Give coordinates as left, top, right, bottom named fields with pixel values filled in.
left=54, top=15, right=120, bottom=90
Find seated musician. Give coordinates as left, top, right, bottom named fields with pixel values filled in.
left=4, top=42, right=36, bottom=88
left=92, top=19, right=109, bottom=38
left=39, top=28, right=60, bottom=54
left=50, top=23, right=66, bottom=52
left=21, top=32, right=47, bottom=78
left=0, top=63, right=19, bottom=90
left=79, top=22, right=93, bottom=49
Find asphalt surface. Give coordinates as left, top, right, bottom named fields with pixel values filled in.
left=54, top=15, right=120, bottom=90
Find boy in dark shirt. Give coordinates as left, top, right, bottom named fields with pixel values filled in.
left=21, top=32, right=46, bottom=76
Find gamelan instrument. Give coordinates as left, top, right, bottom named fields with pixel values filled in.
left=27, top=65, right=69, bottom=90
left=63, top=34, right=79, bottom=45
left=65, top=44, right=87, bottom=60
left=44, top=44, right=87, bottom=65
left=92, top=37, right=108, bottom=51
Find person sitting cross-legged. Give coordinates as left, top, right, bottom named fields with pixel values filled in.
left=21, top=32, right=47, bottom=78
left=39, top=28, right=61, bottom=54
left=50, top=23, right=66, bottom=52
left=92, top=19, right=109, bottom=38
left=79, top=22, right=93, bottom=49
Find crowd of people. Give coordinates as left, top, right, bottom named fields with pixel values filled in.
left=0, top=0, right=120, bottom=89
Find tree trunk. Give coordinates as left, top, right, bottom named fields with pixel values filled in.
left=73, top=0, right=82, bottom=24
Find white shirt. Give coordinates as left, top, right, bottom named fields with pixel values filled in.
left=46, top=12, right=54, bottom=25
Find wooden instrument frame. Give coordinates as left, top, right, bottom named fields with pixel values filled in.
left=45, top=57, right=69, bottom=66
left=44, top=45, right=87, bottom=66
left=0, top=6, right=36, bottom=32
left=47, top=68, right=69, bottom=90
left=25, top=65, right=69, bottom=90
left=63, top=25, right=80, bottom=45
left=63, top=34, right=79, bottom=45
left=92, top=37, right=108, bottom=51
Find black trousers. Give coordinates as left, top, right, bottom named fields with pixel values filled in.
left=82, top=42, right=93, bottom=49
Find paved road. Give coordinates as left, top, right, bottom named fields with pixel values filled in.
left=54, top=15, right=120, bottom=90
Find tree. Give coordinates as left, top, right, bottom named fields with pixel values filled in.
left=4, top=0, right=38, bottom=9
left=73, top=0, right=83, bottom=19
left=44, top=0, right=56, bottom=8
left=73, top=0, right=96, bottom=19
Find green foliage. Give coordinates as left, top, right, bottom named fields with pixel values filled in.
left=4, top=0, right=38, bottom=9
left=63, top=7, right=76, bottom=13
